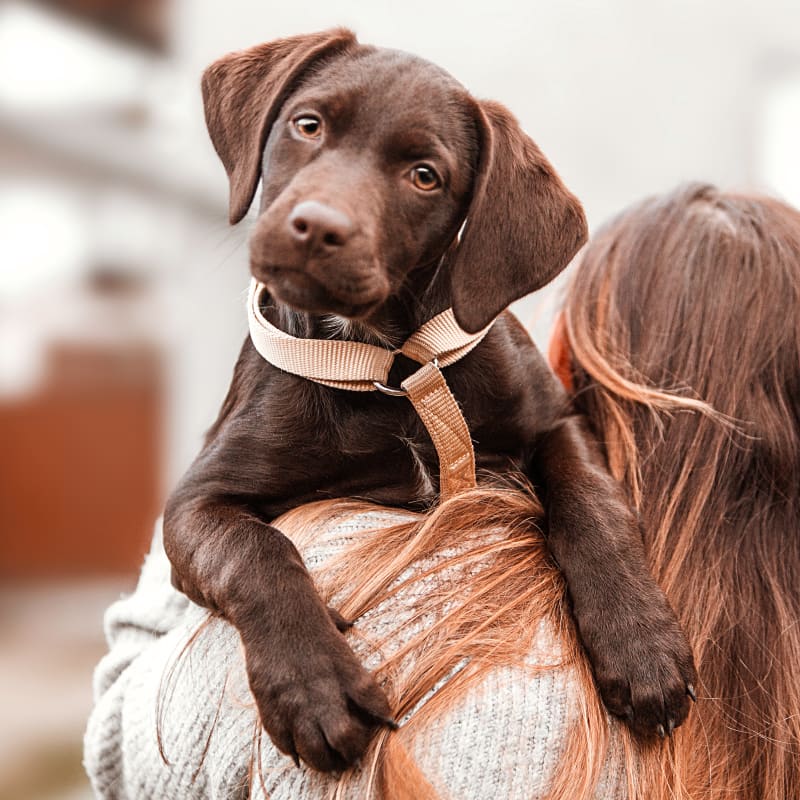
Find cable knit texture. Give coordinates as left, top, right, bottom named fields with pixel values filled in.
left=84, top=514, right=627, bottom=799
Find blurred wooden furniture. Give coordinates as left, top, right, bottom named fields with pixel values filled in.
left=37, top=0, right=170, bottom=52
left=0, top=342, right=162, bottom=577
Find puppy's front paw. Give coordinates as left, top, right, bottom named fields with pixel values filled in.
left=243, top=612, right=394, bottom=772
left=581, top=599, right=697, bottom=738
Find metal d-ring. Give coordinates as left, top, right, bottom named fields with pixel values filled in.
left=373, top=357, right=439, bottom=397
left=373, top=381, right=408, bottom=397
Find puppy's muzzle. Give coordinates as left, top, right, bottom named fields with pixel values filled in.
left=287, top=201, right=354, bottom=254
left=251, top=199, right=389, bottom=316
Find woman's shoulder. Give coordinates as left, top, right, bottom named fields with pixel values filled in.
left=86, top=511, right=628, bottom=799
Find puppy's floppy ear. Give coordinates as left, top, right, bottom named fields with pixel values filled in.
left=450, top=100, right=588, bottom=333
left=202, top=29, right=358, bottom=224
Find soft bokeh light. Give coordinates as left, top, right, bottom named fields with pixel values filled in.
left=0, top=3, right=149, bottom=112
left=760, top=68, right=800, bottom=207
left=0, top=182, right=89, bottom=299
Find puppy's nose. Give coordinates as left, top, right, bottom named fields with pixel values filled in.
left=288, top=201, right=354, bottom=251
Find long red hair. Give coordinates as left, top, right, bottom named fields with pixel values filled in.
left=564, top=184, right=800, bottom=799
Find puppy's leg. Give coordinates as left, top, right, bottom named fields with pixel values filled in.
left=163, top=497, right=394, bottom=772
left=529, top=415, right=696, bottom=737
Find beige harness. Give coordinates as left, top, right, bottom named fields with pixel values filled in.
left=247, top=280, right=493, bottom=498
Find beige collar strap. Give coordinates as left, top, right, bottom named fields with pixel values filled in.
left=400, top=361, right=478, bottom=497
left=247, top=279, right=493, bottom=498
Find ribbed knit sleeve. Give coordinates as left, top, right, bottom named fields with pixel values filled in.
left=84, top=518, right=627, bottom=799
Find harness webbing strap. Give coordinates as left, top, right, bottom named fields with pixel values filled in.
left=248, top=281, right=394, bottom=391
left=247, top=279, right=492, bottom=498
left=401, top=361, right=477, bottom=497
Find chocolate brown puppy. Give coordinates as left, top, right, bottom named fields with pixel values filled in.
left=164, top=29, right=696, bottom=772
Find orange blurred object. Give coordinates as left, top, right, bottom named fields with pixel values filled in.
left=37, top=0, right=169, bottom=52
left=0, top=341, right=163, bottom=577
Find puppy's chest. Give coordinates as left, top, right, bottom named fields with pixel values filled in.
left=316, top=384, right=528, bottom=506
left=326, top=397, right=439, bottom=499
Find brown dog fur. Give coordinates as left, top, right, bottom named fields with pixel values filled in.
left=164, top=29, right=695, bottom=772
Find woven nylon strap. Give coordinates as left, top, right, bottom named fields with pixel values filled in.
left=400, top=361, right=477, bottom=497
left=247, top=280, right=492, bottom=498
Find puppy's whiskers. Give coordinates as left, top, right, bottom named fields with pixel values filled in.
left=320, top=315, right=402, bottom=348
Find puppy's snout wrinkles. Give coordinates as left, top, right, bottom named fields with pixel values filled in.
left=288, top=201, right=354, bottom=252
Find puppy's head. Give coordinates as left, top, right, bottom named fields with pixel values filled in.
left=203, top=29, right=587, bottom=331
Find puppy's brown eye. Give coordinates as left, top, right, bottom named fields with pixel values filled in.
left=293, top=115, right=322, bottom=139
left=410, top=165, right=441, bottom=191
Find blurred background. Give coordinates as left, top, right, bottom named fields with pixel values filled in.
left=0, top=1, right=798, bottom=797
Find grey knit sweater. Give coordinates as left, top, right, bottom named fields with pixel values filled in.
left=84, top=514, right=627, bottom=799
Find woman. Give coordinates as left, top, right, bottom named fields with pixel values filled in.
left=85, top=184, right=800, bottom=799
left=555, top=183, right=800, bottom=799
